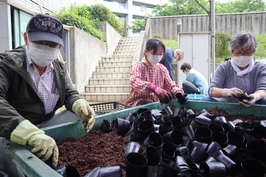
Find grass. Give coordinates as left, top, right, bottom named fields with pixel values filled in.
left=162, top=39, right=178, bottom=50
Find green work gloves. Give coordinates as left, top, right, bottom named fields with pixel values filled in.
left=72, top=99, right=96, bottom=132
left=10, top=120, right=58, bottom=168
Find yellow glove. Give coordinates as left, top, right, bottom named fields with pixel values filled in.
left=72, top=99, right=96, bottom=132
left=10, top=120, right=58, bottom=168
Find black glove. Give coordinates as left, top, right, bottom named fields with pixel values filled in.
left=175, top=93, right=188, bottom=104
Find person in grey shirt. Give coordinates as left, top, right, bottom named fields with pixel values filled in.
left=201, top=32, right=266, bottom=107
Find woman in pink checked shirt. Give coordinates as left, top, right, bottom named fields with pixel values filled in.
left=125, top=38, right=185, bottom=107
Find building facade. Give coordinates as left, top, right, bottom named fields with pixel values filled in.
left=95, top=0, right=167, bottom=35
left=0, top=0, right=166, bottom=53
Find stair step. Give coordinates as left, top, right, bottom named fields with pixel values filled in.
left=99, top=60, right=132, bottom=67
left=82, top=93, right=130, bottom=103
left=84, top=36, right=139, bottom=103
left=88, top=78, right=130, bottom=85
left=113, top=51, right=135, bottom=54
left=92, top=72, right=130, bottom=79
left=115, top=48, right=136, bottom=51
left=85, top=85, right=131, bottom=93
left=95, top=66, right=131, bottom=73
left=101, top=57, right=133, bottom=62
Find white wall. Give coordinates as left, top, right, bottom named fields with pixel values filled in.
left=0, top=3, right=12, bottom=52
left=178, top=32, right=210, bottom=88
left=69, top=27, right=107, bottom=93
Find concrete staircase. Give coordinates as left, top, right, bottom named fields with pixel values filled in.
left=82, top=36, right=139, bottom=104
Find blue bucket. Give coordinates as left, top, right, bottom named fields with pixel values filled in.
left=187, top=94, right=205, bottom=100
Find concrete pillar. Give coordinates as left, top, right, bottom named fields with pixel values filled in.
left=0, top=3, right=12, bottom=52
left=127, top=0, right=133, bottom=36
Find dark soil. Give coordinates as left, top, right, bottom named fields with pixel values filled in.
left=58, top=130, right=130, bottom=176
left=207, top=107, right=264, bottom=122
left=58, top=107, right=265, bottom=177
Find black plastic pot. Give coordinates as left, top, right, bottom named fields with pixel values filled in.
left=144, top=165, right=165, bottom=177
left=143, top=132, right=163, bottom=149
left=112, top=118, right=131, bottom=136
left=99, top=120, right=112, bottom=133
left=125, top=152, right=148, bottom=177
left=124, top=142, right=141, bottom=157
left=200, top=161, right=226, bottom=177
left=142, top=146, right=162, bottom=166
left=84, top=166, right=122, bottom=177
left=241, top=158, right=266, bottom=177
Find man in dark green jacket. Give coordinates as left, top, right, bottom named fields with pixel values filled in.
left=0, top=14, right=95, bottom=176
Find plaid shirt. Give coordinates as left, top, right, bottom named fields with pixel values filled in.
left=25, top=47, right=59, bottom=114
left=125, top=60, right=184, bottom=106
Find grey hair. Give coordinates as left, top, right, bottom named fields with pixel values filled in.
left=228, top=32, right=257, bottom=52
left=175, top=49, right=184, bottom=59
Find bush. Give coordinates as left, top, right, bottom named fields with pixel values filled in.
left=88, top=4, right=124, bottom=36
left=128, top=19, right=145, bottom=33
left=54, top=4, right=125, bottom=41
left=255, top=34, right=266, bottom=59
left=162, top=39, right=178, bottom=50
left=56, top=11, right=106, bottom=42
left=215, top=32, right=232, bottom=60
left=152, top=34, right=162, bottom=39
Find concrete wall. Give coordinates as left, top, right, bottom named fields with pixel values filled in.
left=69, top=27, right=107, bottom=93
left=99, top=22, right=122, bottom=56
left=0, top=3, right=12, bottom=52
left=132, top=18, right=153, bottom=63
left=69, top=22, right=123, bottom=93
left=149, top=12, right=266, bottom=40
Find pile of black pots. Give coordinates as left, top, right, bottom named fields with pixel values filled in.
left=101, top=106, right=266, bottom=177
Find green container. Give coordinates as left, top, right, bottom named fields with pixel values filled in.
left=3, top=100, right=266, bottom=177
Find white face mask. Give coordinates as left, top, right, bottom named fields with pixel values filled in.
left=148, top=54, right=163, bottom=65
left=232, top=56, right=253, bottom=67
left=28, top=42, right=58, bottom=67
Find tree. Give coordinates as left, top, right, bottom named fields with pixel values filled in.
left=216, top=0, right=265, bottom=13
left=152, top=0, right=266, bottom=17
left=128, top=19, right=145, bottom=33
left=54, top=4, right=125, bottom=42
left=152, top=0, right=208, bottom=16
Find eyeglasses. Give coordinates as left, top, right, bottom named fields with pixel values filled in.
left=232, top=49, right=254, bottom=56
left=32, top=41, right=60, bottom=48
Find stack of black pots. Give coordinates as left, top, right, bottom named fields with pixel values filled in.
left=103, top=106, right=266, bottom=177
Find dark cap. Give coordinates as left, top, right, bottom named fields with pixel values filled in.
left=26, top=14, right=64, bottom=46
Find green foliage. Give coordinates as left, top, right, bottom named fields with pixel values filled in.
left=216, top=0, right=265, bottom=13
left=55, top=6, right=105, bottom=41
left=152, top=0, right=208, bottom=16
left=152, top=0, right=266, bottom=17
left=128, top=19, right=145, bottom=33
left=54, top=4, right=125, bottom=42
left=88, top=4, right=124, bottom=36
left=255, top=34, right=266, bottom=59
left=162, top=39, right=178, bottom=50
left=215, top=32, right=232, bottom=60
left=152, top=34, right=162, bottom=39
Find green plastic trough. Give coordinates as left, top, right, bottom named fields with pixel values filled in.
left=2, top=100, right=266, bottom=177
